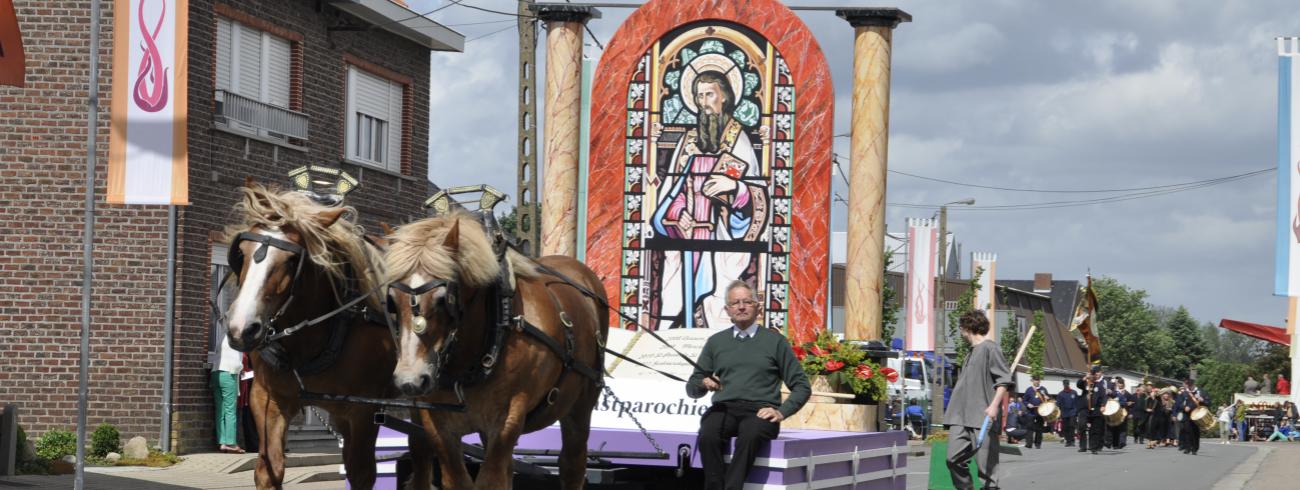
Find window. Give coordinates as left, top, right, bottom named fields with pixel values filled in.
left=208, top=244, right=236, bottom=365
left=345, top=66, right=404, bottom=172
left=216, top=17, right=291, bottom=107
left=214, top=17, right=307, bottom=146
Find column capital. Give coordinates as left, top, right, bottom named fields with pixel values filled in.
left=531, top=3, right=602, bottom=23
left=836, top=8, right=912, bottom=29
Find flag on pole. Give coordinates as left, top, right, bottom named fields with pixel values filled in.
left=905, top=219, right=938, bottom=352
left=108, top=0, right=189, bottom=205
left=1070, top=275, right=1102, bottom=363
left=1277, top=37, right=1300, bottom=295
left=971, top=252, right=997, bottom=340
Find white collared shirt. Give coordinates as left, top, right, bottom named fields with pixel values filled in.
left=733, top=324, right=758, bottom=340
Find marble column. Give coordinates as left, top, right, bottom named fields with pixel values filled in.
left=836, top=9, right=911, bottom=343
left=535, top=4, right=600, bottom=257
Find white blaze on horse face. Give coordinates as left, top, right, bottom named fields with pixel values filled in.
left=393, top=273, right=436, bottom=387
left=226, top=229, right=292, bottom=340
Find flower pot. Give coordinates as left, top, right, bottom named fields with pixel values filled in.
left=809, top=375, right=846, bottom=404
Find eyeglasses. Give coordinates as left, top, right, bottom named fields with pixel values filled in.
left=726, top=299, right=758, bottom=307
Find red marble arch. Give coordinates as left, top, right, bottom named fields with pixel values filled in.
left=586, top=0, right=832, bottom=343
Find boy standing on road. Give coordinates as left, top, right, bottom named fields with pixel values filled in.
left=944, top=310, right=1013, bottom=490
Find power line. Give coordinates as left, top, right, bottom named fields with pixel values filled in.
left=364, top=0, right=468, bottom=31
left=832, top=154, right=1273, bottom=194
left=445, top=18, right=516, bottom=27
left=466, top=23, right=519, bottom=43
left=888, top=168, right=1270, bottom=211
left=454, top=1, right=536, bottom=18
left=584, top=24, right=606, bottom=50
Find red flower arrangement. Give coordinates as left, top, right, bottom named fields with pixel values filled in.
left=796, top=331, right=887, bottom=400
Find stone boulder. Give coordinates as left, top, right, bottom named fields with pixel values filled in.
left=122, top=436, right=149, bottom=459
left=105, top=452, right=121, bottom=463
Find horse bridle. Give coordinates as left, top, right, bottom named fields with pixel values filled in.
left=388, top=278, right=468, bottom=376
left=227, top=231, right=308, bottom=339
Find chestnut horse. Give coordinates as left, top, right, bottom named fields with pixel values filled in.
left=222, top=183, right=434, bottom=489
left=385, top=213, right=608, bottom=490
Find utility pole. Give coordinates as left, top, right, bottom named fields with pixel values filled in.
left=515, top=0, right=540, bottom=255
left=929, top=199, right=973, bottom=428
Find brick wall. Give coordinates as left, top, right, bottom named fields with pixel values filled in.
left=0, top=0, right=435, bottom=453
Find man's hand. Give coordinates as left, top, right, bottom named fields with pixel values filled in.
left=757, top=407, right=784, bottom=423
left=984, top=404, right=999, bottom=419
left=702, top=175, right=738, bottom=198
left=675, top=213, right=695, bottom=237
left=702, top=375, right=721, bottom=392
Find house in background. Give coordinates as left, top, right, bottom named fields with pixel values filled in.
left=0, top=0, right=461, bottom=452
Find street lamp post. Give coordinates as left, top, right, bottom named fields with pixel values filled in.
left=929, top=198, right=974, bottom=430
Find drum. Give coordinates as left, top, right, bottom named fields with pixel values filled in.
left=1190, top=406, right=1216, bottom=432
left=1038, top=400, right=1061, bottom=423
left=1102, top=399, right=1126, bottom=426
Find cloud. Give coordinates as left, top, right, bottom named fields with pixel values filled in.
left=411, top=0, right=1300, bottom=327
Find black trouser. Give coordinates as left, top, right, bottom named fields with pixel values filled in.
left=1133, top=416, right=1146, bottom=444
left=1179, top=417, right=1200, bottom=454
left=698, top=401, right=780, bottom=490
left=1075, top=412, right=1090, bottom=450
left=1026, top=414, right=1044, bottom=447
left=239, top=405, right=259, bottom=451
left=1087, top=415, right=1105, bottom=451
left=1062, top=415, right=1076, bottom=445
left=1109, top=419, right=1126, bottom=448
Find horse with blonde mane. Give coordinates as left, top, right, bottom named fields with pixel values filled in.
left=385, top=212, right=608, bottom=490
left=222, top=181, right=434, bottom=489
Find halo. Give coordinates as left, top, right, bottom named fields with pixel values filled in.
left=679, top=53, right=744, bottom=116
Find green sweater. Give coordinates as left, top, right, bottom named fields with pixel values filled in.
left=686, top=327, right=811, bottom=418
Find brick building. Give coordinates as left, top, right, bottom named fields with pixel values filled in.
left=0, top=0, right=462, bottom=452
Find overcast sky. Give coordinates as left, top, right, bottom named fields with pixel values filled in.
left=408, top=0, right=1298, bottom=328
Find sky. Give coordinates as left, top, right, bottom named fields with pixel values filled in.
left=408, top=0, right=1299, bottom=328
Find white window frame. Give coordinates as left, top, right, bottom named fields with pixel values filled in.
left=344, top=65, right=404, bottom=173
left=216, top=17, right=292, bottom=108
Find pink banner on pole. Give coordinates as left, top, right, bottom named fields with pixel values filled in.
left=905, top=219, right=938, bottom=351
left=108, top=0, right=188, bottom=205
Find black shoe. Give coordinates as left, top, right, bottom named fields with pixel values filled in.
left=1035, top=445, right=1042, bottom=449
left=1192, top=451, right=1197, bottom=455
left=1078, top=447, right=1087, bottom=452
left=1091, top=450, right=1099, bottom=454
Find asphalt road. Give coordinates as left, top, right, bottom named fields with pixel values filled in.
left=906, top=439, right=1258, bottom=490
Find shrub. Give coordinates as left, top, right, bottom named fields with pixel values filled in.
left=35, top=428, right=77, bottom=461
left=90, top=423, right=120, bottom=458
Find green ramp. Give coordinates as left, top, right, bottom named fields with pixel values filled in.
left=926, top=441, right=982, bottom=490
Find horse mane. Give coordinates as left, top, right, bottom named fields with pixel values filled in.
left=385, top=211, right=538, bottom=288
left=225, top=184, right=384, bottom=309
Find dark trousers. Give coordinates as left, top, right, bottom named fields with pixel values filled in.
left=1133, top=416, right=1146, bottom=444
left=699, top=402, right=780, bottom=490
left=1062, top=415, right=1076, bottom=445
left=1109, top=420, right=1126, bottom=448
left=1075, top=413, right=1090, bottom=449
left=1025, top=415, right=1044, bottom=447
left=239, top=405, right=259, bottom=451
left=1087, top=415, right=1105, bottom=451
left=1179, top=417, right=1201, bottom=453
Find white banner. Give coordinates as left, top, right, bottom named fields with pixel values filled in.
left=108, top=0, right=188, bottom=205
left=591, top=377, right=712, bottom=432
left=972, top=252, right=997, bottom=339
left=1277, top=37, right=1299, bottom=295
left=905, top=219, right=938, bottom=351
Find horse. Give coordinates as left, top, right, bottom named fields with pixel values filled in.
left=222, top=182, right=435, bottom=489
left=385, top=212, right=609, bottom=490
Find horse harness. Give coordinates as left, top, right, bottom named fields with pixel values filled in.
left=390, top=241, right=605, bottom=419
left=222, top=230, right=390, bottom=376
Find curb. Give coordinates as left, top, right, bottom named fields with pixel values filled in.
left=1211, top=445, right=1269, bottom=490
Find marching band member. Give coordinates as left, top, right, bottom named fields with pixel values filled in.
left=1077, top=367, right=1107, bottom=454
left=1144, top=388, right=1169, bottom=449
left=1021, top=375, right=1046, bottom=449
left=1174, top=378, right=1210, bottom=456
left=1057, top=379, right=1079, bottom=447
left=1109, top=378, right=1133, bottom=449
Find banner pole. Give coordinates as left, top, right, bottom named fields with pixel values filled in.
left=76, top=0, right=103, bottom=487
